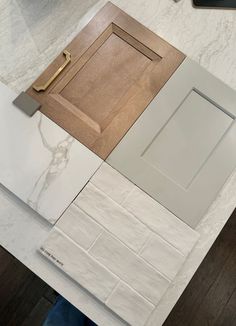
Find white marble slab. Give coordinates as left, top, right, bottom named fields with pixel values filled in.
left=1, top=0, right=236, bottom=94
left=0, top=82, right=102, bottom=223
left=0, top=0, right=101, bottom=92
left=0, top=1, right=236, bottom=326
left=16, top=0, right=99, bottom=53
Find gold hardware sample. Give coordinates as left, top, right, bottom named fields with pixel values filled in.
left=33, top=50, right=71, bottom=92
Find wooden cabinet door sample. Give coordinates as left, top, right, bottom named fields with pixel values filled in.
left=27, top=2, right=185, bottom=159
left=107, top=58, right=236, bottom=228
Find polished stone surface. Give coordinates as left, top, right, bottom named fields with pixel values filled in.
left=0, top=1, right=236, bottom=325
left=1, top=0, right=236, bottom=92
left=0, top=81, right=102, bottom=224
left=0, top=0, right=100, bottom=91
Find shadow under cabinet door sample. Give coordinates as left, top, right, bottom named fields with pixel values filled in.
left=27, top=2, right=185, bottom=159
left=107, top=58, right=236, bottom=228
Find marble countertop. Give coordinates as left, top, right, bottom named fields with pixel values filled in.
left=0, top=0, right=236, bottom=325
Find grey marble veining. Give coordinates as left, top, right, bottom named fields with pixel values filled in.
left=0, top=82, right=102, bottom=224
left=27, top=115, right=75, bottom=211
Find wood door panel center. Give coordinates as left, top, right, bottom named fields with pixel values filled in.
left=60, top=31, right=152, bottom=133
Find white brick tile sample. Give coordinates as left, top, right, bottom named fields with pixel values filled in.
left=75, top=183, right=150, bottom=252
left=140, top=234, right=185, bottom=280
left=40, top=229, right=118, bottom=302
left=91, top=163, right=135, bottom=204
left=123, top=187, right=199, bottom=256
left=0, top=82, right=102, bottom=224
left=89, top=232, right=169, bottom=304
left=41, top=163, right=199, bottom=325
left=56, top=204, right=102, bottom=250
left=107, top=282, right=155, bottom=326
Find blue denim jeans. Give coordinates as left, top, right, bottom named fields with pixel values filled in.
left=43, top=295, right=97, bottom=326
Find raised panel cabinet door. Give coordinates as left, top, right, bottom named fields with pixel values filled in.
left=107, top=58, right=236, bottom=228
left=26, top=2, right=185, bottom=159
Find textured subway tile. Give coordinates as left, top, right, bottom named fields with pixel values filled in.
left=90, top=232, right=169, bottom=305
left=56, top=204, right=102, bottom=250
left=107, top=282, right=154, bottom=326
left=40, top=229, right=118, bottom=302
left=123, top=187, right=199, bottom=256
left=91, top=163, right=135, bottom=204
left=140, top=234, right=185, bottom=280
left=75, top=183, right=150, bottom=252
left=41, top=163, right=199, bottom=325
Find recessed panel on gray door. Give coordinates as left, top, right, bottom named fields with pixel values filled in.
left=107, top=58, right=236, bottom=228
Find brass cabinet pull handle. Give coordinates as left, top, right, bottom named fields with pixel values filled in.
left=33, top=50, right=71, bottom=92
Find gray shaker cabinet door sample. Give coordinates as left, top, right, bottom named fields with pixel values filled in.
left=107, top=58, right=236, bottom=228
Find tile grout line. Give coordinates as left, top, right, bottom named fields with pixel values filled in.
left=51, top=227, right=162, bottom=306
left=140, top=253, right=182, bottom=282
left=73, top=202, right=141, bottom=253
left=50, top=227, right=120, bottom=285
left=138, top=231, right=152, bottom=255
left=119, top=185, right=136, bottom=206
left=134, top=232, right=185, bottom=282
left=104, top=280, right=121, bottom=305
left=124, top=203, right=196, bottom=257
left=75, top=182, right=191, bottom=257
left=105, top=278, right=157, bottom=308
left=90, top=164, right=136, bottom=205
left=88, top=231, right=105, bottom=253
left=72, top=209, right=172, bottom=282
left=96, top=163, right=199, bottom=238
left=71, top=202, right=184, bottom=282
